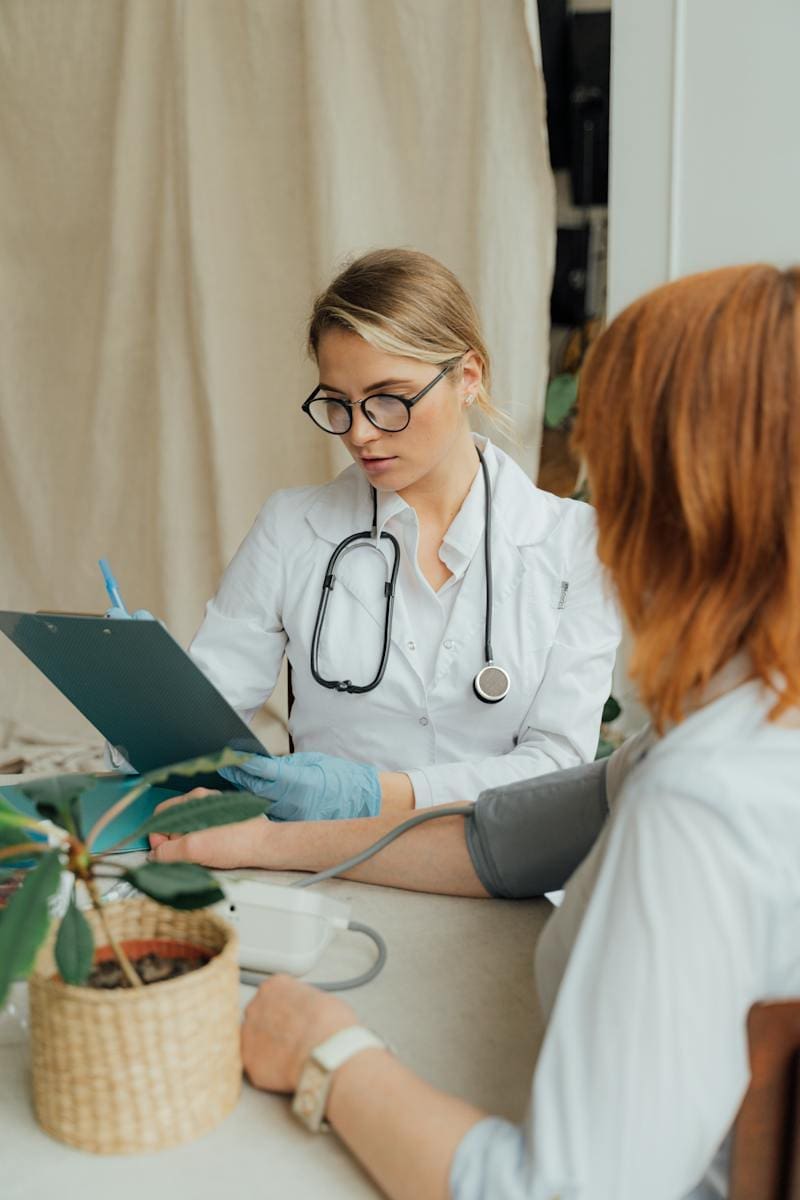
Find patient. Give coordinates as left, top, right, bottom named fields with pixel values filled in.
left=153, top=264, right=800, bottom=1199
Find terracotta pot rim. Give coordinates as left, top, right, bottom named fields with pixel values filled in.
left=92, top=937, right=212, bottom=965
left=31, top=900, right=239, bottom=1003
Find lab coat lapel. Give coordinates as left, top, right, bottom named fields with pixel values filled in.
left=432, top=524, right=526, bottom=689
left=431, top=445, right=558, bottom=690
left=305, top=468, right=386, bottom=634
left=304, top=471, right=427, bottom=681
left=304, top=469, right=425, bottom=662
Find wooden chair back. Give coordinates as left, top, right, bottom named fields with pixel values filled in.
left=730, top=1000, right=800, bottom=1200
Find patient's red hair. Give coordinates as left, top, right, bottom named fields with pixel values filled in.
left=573, top=264, right=800, bottom=730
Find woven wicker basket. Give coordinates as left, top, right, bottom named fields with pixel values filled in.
left=28, top=897, right=241, bottom=1154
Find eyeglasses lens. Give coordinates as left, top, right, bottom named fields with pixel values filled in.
left=363, top=396, right=409, bottom=431
left=309, top=394, right=409, bottom=433
left=309, top=398, right=351, bottom=433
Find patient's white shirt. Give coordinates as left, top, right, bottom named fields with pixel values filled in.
left=451, top=669, right=800, bottom=1199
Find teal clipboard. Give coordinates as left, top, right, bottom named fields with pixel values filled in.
left=0, top=611, right=269, bottom=787
left=0, top=777, right=183, bottom=855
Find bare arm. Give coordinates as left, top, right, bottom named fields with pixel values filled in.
left=149, top=798, right=490, bottom=898
left=242, top=976, right=487, bottom=1200
left=328, top=1050, right=484, bottom=1200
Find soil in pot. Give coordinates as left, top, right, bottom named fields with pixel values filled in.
left=87, top=939, right=211, bottom=989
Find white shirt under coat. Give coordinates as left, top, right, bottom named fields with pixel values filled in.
left=451, top=664, right=800, bottom=1199
left=189, top=437, right=621, bottom=807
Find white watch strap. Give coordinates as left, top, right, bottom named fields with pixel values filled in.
left=312, top=1025, right=386, bottom=1071
left=292, top=1026, right=387, bottom=1133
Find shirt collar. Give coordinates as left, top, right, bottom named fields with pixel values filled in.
left=305, top=433, right=560, bottom=549
left=375, top=436, right=490, bottom=577
left=438, top=452, right=487, bottom=575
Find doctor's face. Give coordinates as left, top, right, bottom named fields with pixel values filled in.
left=313, top=329, right=478, bottom=493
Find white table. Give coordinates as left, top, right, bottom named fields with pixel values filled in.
left=1, top=844, right=552, bottom=1197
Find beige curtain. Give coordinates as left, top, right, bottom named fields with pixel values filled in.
left=0, top=0, right=554, bottom=751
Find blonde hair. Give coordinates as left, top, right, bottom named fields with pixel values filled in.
left=308, top=248, right=507, bottom=428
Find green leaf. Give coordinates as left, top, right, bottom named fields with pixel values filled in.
left=595, top=735, right=616, bottom=760
left=122, top=790, right=266, bottom=847
left=54, top=886, right=94, bottom=986
left=544, top=373, right=579, bottom=429
left=122, top=862, right=224, bottom=911
left=18, top=775, right=95, bottom=834
left=0, top=822, right=43, bottom=868
left=0, top=849, right=63, bottom=1007
left=0, top=795, right=43, bottom=832
left=139, top=747, right=250, bottom=789
left=602, top=695, right=622, bottom=724
left=0, top=822, right=36, bottom=849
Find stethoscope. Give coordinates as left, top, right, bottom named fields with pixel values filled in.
left=309, top=448, right=511, bottom=704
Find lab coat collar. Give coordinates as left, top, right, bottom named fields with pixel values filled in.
left=303, top=436, right=561, bottom=674
left=305, top=435, right=561, bottom=550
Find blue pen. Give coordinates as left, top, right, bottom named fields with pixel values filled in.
left=98, top=558, right=128, bottom=615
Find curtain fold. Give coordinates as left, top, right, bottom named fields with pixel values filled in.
left=0, top=0, right=554, bottom=740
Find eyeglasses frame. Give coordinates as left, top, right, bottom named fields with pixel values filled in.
left=301, top=358, right=461, bottom=435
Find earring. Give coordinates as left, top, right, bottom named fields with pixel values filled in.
left=465, top=393, right=475, bottom=406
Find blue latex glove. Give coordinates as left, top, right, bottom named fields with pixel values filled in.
left=218, top=752, right=381, bottom=822
left=105, top=607, right=156, bottom=620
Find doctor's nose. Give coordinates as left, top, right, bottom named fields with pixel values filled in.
left=347, top=405, right=383, bottom=446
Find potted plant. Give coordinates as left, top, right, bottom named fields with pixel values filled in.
left=0, top=749, right=265, bottom=1154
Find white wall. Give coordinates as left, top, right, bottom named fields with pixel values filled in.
left=608, top=0, right=800, bottom=318
left=607, top=0, right=800, bottom=729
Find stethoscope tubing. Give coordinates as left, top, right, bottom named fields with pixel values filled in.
left=310, top=497, right=401, bottom=693
left=310, top=448, right=503, bottom=698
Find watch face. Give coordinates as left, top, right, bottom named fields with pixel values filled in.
left=292, top=1060, right=330, bottom=1132
left=293, top=1027, right=387, bottom=1132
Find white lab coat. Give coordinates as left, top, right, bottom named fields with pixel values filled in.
left=450, top=660, right=800, bottom=1199
left=189, top=437, right=621, bottom=807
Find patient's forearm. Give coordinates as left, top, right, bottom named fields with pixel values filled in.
left=256, top=809, right=490, bottom=897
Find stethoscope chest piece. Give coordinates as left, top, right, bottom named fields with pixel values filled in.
left=473, top=663, right=511, bottom=704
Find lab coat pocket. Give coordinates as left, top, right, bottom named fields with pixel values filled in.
left=518, top=573, right=566, bottom=652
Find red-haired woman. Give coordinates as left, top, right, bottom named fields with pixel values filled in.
left=158, top=265, right=800, bottom=1199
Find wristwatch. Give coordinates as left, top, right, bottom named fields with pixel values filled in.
left=291, top=1025, right=389, bottom=1133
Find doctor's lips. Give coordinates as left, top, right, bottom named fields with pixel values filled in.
left=359, top=454, right=398, bottom=475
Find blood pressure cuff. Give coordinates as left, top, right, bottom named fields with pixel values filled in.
left=465, top=758, right=609, bottom=898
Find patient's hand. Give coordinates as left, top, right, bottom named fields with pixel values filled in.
left=242, top=976, right=358, bottom=1093
left=148, top=788, right=268, bottom=869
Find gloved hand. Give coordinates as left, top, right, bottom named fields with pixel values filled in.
left=218, top=752, right=381, bottom=822
left=105, top=607, right=156, bottom=621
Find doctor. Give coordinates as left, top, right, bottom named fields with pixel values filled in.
left=189, top=249, right=620, bottom=820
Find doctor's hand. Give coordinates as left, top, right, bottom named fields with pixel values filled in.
left=148, top=788, right=270, bottom=869
left=218, top=752, right=381, bottom=821
left=242, top=976, right=359, bottom=1093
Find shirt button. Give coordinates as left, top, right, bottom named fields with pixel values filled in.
left=443, top=639, right=454, bottom=650
left=419, top=717, right=429, bottom=727
left=407, top=641, right=416, bottom=651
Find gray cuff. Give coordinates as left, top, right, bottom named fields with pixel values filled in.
left=465, top=759, right=609, bottom=898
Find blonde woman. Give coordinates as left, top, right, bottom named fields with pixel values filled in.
left=188, top=249, right=619, bottom=820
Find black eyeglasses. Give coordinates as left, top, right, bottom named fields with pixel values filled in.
left=302, top=360, right=458, bottom=435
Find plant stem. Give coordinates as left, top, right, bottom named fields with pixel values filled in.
left=84, top=780, right=149, bottom=852
left=85, top=877, right=142, bottom=989
left=0, top=842, right=47, bottom=864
